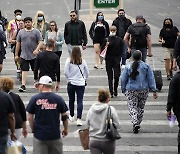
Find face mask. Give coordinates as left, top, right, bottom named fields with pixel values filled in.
left=109, top=32, right=116, bottom=36
left=164, top=24, right=172, bottom=28
left=16, top=15, right=21, bottom=20
left=119, top=15, right=125, bottom=19
left=98, top=16, right=104, bottom=21
left=38, top=16, right=43, bottom=21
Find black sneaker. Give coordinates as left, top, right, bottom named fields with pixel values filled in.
left=133, top=125, right=140, bottom=134
left=114, top=90, right=118, bottom=97
left=19, top=85, right=26, bottom=92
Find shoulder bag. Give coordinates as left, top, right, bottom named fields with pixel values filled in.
left=78, top=129, right=89, bottom=150
left=77, top=65, right=87, bottom=86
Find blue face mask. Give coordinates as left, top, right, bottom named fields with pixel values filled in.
left=98, top=16, right=104, bottom=21
left=38, top=16, right=43, bottom=21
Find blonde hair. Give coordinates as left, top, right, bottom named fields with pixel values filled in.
left=0, top=77, right=14, bottom=92
left=98, top=89, right=110, bottom=103
left=33, top=11, right=46, bottom=32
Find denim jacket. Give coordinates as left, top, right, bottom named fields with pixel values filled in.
left=121, top=61, right=157, bottom=93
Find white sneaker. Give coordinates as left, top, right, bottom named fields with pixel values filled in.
left=77, top=119, right=82, bottom=126
left=69, top=116, right=75, bottom=122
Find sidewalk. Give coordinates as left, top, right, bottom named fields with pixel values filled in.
left=79, top=13, right=161, bottom=47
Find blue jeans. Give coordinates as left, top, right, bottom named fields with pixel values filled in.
left=131, top=48, right=147, bottom=62
left=67, top=83, right=85, bottom=119
left=0, top=135, right=8, bottom=154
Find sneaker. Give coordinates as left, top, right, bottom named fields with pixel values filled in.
left=133, top=125, right=140, bottom=134
left=100, top=64, right=103, bottom=69
left=77, top=119, right=82, bottom=126
left=114, top=90, right=118, bottom=97
left=69, top=116, right=75, bottom=122
left=19, top=85, right=26, bottom=92
left=94, top=65, right=98, bottom=69
left=167, top=75, right=172, bottom=81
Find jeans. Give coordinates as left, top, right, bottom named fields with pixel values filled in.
left=131, top=48, right=147, bottom=62
left=0, top=135, right=8, bottom=154
left=67, top=83, right=85, bottom=119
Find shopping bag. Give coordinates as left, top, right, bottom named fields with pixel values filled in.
left=78, top=129, right=89, bottom=150
left=7, top=141, right=26, bottom=154
left=100, top=46, right=108, bottom=59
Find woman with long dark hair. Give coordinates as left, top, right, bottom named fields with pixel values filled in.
left=89, top=12, right=109, bottom=69
left=121, top=50, right=158, bottom=134
left=64, top=47, right=89, bottom=126
left=44, top=20, right=64, bottom=59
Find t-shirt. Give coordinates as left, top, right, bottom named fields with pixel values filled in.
left=34, top=50, right=60, bottom=82
left=26, top=92, right=68, bottom=140
left=8, top=19, right=19, bottom=38
left=159, top=26, right=179, bottom=48
left=0, top=91, right=15, bottom=137
left=16, top=28, right=42, bottom=60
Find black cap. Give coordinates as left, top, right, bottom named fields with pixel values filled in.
left=24, top=17, right=32, bottom=22
left=14, top=9, right=22, bottom=14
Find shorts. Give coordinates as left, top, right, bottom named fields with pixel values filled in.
left=20, top=58, right=35, bottom=71
left=0, top=53, right=3, bottom=64
left=162, top=47, right=173, bottom=60
left=93, top=38, right=106, bottom=47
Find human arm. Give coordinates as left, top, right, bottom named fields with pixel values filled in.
left=83, top=60, right=89, bottom=79
left=33, top=40, right=43, bottom=55
left=34, top=55, right=40, bottom=81
left=82, top=21, right=87, bottom=49
left=64, top=23, right=69, bottom=44
left=61, top=112, right=68, bottom=137
left=8, top=113, right=17, bottom=140
left=27, top=113, right=34, bottom=133
left=104, top=21, right=110, bottom=37
left=123, top=32, right=131, bottom=53
left=121, top=40, right=126, bottom=65
left=89, top=22, right=95, bottom=40
left=147, top=34, right=152, bottom=57
left=173, top=37, right=180, bottom=69
left=121, top=66, right=129, bottom=93
left=56, top=31, right=64, bottom=46
left=64, top=58, right=70, bottom=79
left=55, top=57, right=60, bottom=91
left=15, top=41, right=21, bottom=61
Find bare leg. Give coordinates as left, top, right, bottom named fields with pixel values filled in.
left=21, top=71, right=28, bottom=85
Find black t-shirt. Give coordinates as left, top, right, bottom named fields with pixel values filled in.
left=0, top=91, right=15, bottom=137
left=26, top=92, right=68, bottom=140
left=34, top=50, right=60, bottom=82
left=159, top=26, right=179, bottom=48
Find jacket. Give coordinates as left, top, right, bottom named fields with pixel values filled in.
left=174, top=36, right=180, bottom=59
left=0, top=29, right=6, bottom=55
left=86, top=102, right=120, bottom=141
left=167, top=71, right=180, bottom=114
left=64, top=20, right=87, bottom=46
left=121, top=61, right=157, bottom=93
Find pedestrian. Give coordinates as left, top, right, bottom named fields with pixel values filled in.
left=64, top=46, right=89, bottom=126
left=33, top=11, right=49, bottom=40
left=167, top=71, right=180, bottom=154
left=158, top=17, right=180, bottom=80
left=121, top=50, right=157, bottom=134
left=0, top=77, right=27, bottom=141
left=173, top=36, right=180, bottom=69
left=44, top=20, right=64, bottom=59
left=26, top=75, right=68, bottom=154
left=124, top=15, right=152, bottom=62
left=34, top=39, right=60, bottom=91
left=0, top=26, right=7, bottom=73
left=86, top=88, right=120, bottom=154
left=105, top=25, right=126, bottom=98
left=64, top=10, right=87, bottom=54
left=0, top=88, right=16, bottom=154
left=15, top=17, right=43, bottom=92
left=0, top=10, right=8, bottom=31
left=89, top=11, right=109, bottom=69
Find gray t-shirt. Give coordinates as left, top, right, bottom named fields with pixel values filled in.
left=17, top=28, right=42, bottom=60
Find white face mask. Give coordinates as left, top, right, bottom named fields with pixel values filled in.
left=16, top=15, right=21, bottom=20
left=109, top=32, right=116, bottom=36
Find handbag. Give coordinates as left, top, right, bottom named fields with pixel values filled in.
left=100, top=45, right=108, bottom=59
left=105, top=106, right=121, bottom=140
left=77, top=65, right=87, bottom=86
left=78, top=129, right=89, bottom=150
left=7, top=141, right=26, bottom=154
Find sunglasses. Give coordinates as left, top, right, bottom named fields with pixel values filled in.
left=50, top=25, right=55, bottom=26
left=70, top=15, right=76, bottom=17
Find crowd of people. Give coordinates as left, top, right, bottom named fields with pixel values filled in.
left=0, top=7, right=180, bottom=154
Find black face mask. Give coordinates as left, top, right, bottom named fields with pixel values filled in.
left=118, top=15, right=125, bottom=19
left=164, top=24, right=172, bottom=28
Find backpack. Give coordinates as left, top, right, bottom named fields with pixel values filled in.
left=131, top=23, right=148, bottom=48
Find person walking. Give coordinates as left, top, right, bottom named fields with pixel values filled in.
left=89, top=11, right=109, bottom=69
left=34, top=39, right=60, bottom=91
left=33, top=11, right=49, bottom=40
left=0, top=89, right=16, bottom=154
left=158, top=17, right=180, bottom=80
left=124, top=15, right=152, bottom=62
left=0, top=77, right=27, bottom=141
left=105, top=26, right=126, bottom=98
left=167, top=71, right=180, bottom=154
left=86, top=88, right=120, bottom=154
left=44, top=20, right=64, bottom=59
left=121, top=50, right=157, bottom=134
left=64, top=47, right=89, bottom=126
left=64, top=10, right=87, bottom=54
left=0, top=26, right=6, bottom=73
left=15, top=17, right=43, bottom=92
left=0, top=10, right=8, bottom=31
left=173, top=36, right=180, bottom=69
left=26, top=75, right=68, bottom=154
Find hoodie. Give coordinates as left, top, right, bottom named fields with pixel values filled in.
left=86, top=102, right=120, bottom=141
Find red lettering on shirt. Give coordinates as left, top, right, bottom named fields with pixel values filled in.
left=36, top=99, right=57, bottom=110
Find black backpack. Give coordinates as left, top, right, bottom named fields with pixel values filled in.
left=131, top=23, right=148, bottom=48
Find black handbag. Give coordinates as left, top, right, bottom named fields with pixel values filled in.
left=105, top=106, right=121, bottom=140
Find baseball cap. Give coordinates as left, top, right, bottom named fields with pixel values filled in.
left=38, top=76, right=52, bottom=86
left=136, top=15, right=144, bottom=20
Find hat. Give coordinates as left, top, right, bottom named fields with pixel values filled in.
left=38, top=76, right=52, bottom=86
left=136, top=15, right=144, bottom=20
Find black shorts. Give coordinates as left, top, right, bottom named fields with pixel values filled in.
left=20, top=58, right=35, bottom=71
left=0, top=53, right=3, bottom=64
